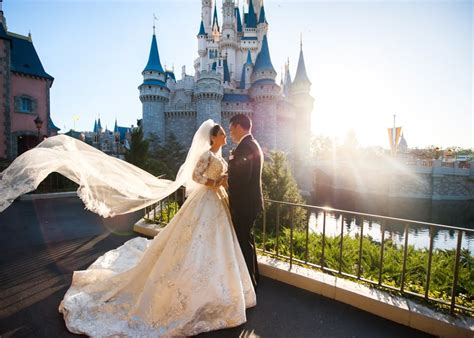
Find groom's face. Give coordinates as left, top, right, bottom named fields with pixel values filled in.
left=229, top=123, right=239, bottom=144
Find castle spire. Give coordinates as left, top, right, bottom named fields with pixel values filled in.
left=254, top=34, right=275, bottom=73
left=143, top=30, right=164, bottom=73
left=246, top=0, right=257, bottom=28
left=198, top=19, right=206, bottom=36
left=258, top=2, right=267, bottom=24
left=245, top=49, right=252, bottom=64
left=212, top=1, right=219, bottom=31
left=293, top=35, right=311, bottom=86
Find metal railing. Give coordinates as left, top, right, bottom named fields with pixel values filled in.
left=143, top=187, right=186, bottom=225
left=142, top=193, right=473, bottom=316
left=258, top=199, right=474, bottom=316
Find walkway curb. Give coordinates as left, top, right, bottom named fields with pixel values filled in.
left=257, top=255, right=473, bottom=338
left=20, top=191, right=77, bottom=200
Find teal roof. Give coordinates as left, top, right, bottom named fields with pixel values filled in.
left=143, top=34, right=164, bottom=73
left=223, top=59, right=230, bottom=83
left=254, top=35, right=275, bottom=74
left=48, top=115, right=60, bottom=131
left=97, top=118, right=102, bottom=130
left=165, top=71, right=175, bottom=81
left=211, top=62, right=217, bottom=71
left=245, top=49, right=252, bottom=64
left=93, top=120, right=98, bottom=133
left=141, top=79, right=167, bottom=88
left=293, top=47, right=311, bottom=86
left=3, top=30, right=54, bottom=81
left=235, top=7, right=243, bottom=32
left=245, top=0, right=257, bottom=28
left=253, top=79, right=275, bottom=86
left=198, top=20, right=206, bottom=36
left=239, top=64, right=246, bottom=89
left=223, top=94, right=250, bottom=102
left=241, top=36, right=257, bottom=40
left=258, top=4, right=268, bottom=24
left=212, top=2, right=219, bottom=30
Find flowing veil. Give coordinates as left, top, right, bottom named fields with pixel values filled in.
left=0, top=119, right=216, bottom=218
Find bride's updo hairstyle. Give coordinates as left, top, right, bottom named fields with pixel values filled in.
left=210, top=124, right=222, bottom=145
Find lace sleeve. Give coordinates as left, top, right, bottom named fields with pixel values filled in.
left=192, top=151, right=211, bottom=185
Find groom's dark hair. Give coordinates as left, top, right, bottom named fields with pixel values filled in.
left=230, top=114, right=252, bottom=131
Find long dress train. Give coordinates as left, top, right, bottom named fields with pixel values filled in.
left=58, top=150, right=256, bottom=337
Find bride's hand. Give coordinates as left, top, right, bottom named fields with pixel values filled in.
left=220, top=175, right=229, bottom=189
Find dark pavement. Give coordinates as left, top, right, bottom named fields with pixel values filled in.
left=0, top=196, right=434, bottom=337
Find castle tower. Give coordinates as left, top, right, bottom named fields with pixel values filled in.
left=139, top=31, right=170, bottom=143
left=250, top=34, right=279, bottom=151
left=201, top=0, right=212, bottom=34
left=194, top=70, right=224, bottom=127
left=221, top=0, right=238, bottom=82
left=197, top=20, right=208, bottom=72
left=289, top=38, right=314, bottom=165
left=256, top=2, right=268, bottom=46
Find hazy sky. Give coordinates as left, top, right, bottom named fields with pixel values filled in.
left=3, top=0, right=472, bottom=148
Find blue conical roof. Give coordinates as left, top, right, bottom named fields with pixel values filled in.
left=245, top=49, right=252, bottom=65
left=258, top=4, right=267, bottom=24
left=223, top=58, right=230, bottom=83
left=293, top=47, right=311, bottom=86
left=254, top=35, right=275, bottom=73
left=212, top=2, right=219, bottom=30
left=114, top=119, right=118, bottom=133
left=240, top=65, right=246, bottom=89
left=246, top=0, right=257, bottom=28
left=198, top=20, right=206, bottom=36
left=93, top=119, right=98, bottom=133
left=143, top=34, right=164, bottom=73
left=97, top=118, right=102, bottom=130
left=235, top=7, right=243, bottom=32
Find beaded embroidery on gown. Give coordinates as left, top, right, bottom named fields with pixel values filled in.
left=58, top=150, right=256, bottom=337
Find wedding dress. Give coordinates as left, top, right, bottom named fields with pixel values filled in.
left=59, top=150, right=256, bottom=337
left=0, top=120, right=256, bottom=337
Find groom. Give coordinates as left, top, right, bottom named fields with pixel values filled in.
left=227, top=114, right=264, bottom=289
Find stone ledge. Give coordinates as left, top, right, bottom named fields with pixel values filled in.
left=133, top=218, right=165, bottom=238
left=20, top=191, right=77, bottom=200
left=258, top=255, right=473, bottom=338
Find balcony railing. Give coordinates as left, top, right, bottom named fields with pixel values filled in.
left=142, top=194, right=473, bottom=316
left=258, top=199, right=474, bottom=316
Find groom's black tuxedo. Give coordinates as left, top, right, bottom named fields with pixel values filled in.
left=228, top=134, right=263, bottom=288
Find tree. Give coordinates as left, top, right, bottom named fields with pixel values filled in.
left=262, top=151, right=307, bottom=233
left=310, top=135, right=334, bottom=160
left=125, top=127, right=149, bottom=169
left=150, top=133, right=187, bottom=179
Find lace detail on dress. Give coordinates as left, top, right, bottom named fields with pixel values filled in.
left=192, top=151, right=228, bottom=185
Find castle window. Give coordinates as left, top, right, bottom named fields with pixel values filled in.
left=21, top=97, right=33, bottom=112
left=148, top=86, right=151, bottom=89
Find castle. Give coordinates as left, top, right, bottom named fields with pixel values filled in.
left=139, top=0, right=314, bottom=168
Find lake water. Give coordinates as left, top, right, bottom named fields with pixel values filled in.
left=309, top=191, right=474, bottom=252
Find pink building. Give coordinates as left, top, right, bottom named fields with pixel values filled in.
left=0, top=4, right=59, bottom=160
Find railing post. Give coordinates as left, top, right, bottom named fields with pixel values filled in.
left=262, top=203, right=267, bottom=252
left=276, top=204, right=280, bottom=257
left=321, top=210, right=326, bottom=271
left=339, top=216, right=345, bottom=274
left=357, top=218, right=364, bottom=279
left=378, top=221, right=385, bottom=285
left=425, top=225, right=435, bottom=300
left=305, top=208, right=309, bottom=263
left=400, top=223, right=409, bottom=292
left=289, top=207, right=294, bottom=270
left=450, top=230, right=463, bottom=315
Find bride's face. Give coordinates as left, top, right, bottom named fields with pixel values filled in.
left=211, top=127, right=227, bottom=147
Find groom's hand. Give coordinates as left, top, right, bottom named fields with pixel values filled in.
left=221, top=174, right=229, bottom=189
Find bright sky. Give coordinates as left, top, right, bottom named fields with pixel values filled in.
left=4, top=0, right=472, bottom=149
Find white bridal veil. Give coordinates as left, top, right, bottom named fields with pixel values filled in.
left=0, top=119, right=216, bottom=218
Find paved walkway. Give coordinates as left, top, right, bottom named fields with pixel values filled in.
left=0, top=197, right=434, bottom=337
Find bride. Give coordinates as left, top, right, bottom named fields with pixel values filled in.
left=0, top=120, right=256, bottom=337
